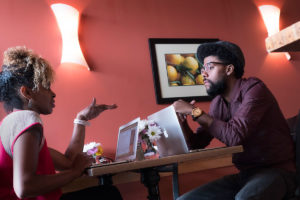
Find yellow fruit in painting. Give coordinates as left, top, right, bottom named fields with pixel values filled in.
left=165, top=54, right=184, bottom=65
left=196, top=74, right=204, bottom=85
left=170, top=82, right=178, bottom=86
left=182, top=56, right=199, bottom=75
left=181, top=75, right=195, bottom=85
left=167, top=65, right=178, bottom=82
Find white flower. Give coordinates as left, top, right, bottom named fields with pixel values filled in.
left=146, top=126, right=162, bottom=142
left=83, top=142, right=101, bottom=152
left=138, top=119, right=148, bottom=132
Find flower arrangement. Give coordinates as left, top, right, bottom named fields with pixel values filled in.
left=83, top=142, right=103, bottom=158
left=83, top=142, right=114, bottom=164
left=138, top=119, right=165, bottom=155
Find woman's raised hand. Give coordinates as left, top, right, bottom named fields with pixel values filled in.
left=76, top=98, right=117, bottom=121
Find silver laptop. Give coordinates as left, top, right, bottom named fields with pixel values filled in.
left=90, top=118, right=140, bottom=168
left=147, top=105, right=189, bottom=157
left=114, top=117, right=140, bottom=162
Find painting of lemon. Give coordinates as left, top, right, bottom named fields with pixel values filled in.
left=182, top=56, right=199, bottom=75
left=167, top=65, right=178, bottom=82
left=181, top=75, right=195, bottom=85
left=165, top=53, right=203, bottom=87
left=165, top=54, right=184, bottom=65
left=196, top=74, right=204, bottom=85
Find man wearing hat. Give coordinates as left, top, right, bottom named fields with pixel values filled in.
left=173, top=41, right=296, bottom=200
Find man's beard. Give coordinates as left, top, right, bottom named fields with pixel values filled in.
left=206, top=78, right=227, bottom=97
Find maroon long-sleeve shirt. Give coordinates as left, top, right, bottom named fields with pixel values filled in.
left=193, top=77, right=295, bottom=171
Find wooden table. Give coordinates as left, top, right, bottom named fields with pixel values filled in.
left=87, top=146, right=242, bottom=176
left=84, top=146, right=243, bottom=200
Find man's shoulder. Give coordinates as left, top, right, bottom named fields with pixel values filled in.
left=240, top=77, right=268, bottom=92
left=242, top=77, right=263, bottom=85
left=237, top=77, right=275, bottom=104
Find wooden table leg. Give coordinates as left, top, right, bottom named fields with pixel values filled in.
left=98, top=174, right=113, bottom=185
left=140, top=168, right=161, bottom=200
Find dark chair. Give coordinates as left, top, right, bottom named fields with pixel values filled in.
left=287, top=110, right=300, bottom=199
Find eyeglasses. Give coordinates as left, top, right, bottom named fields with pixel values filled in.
left=201, top=62, right=229, bottom=74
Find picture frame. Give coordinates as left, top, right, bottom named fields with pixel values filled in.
left=149, top=38, right=218, bottom=104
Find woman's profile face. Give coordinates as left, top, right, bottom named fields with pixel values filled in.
left=29, top=85, right=56, bottom=115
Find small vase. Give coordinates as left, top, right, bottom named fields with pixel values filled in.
left=142, top=141, right=159, bottom=159
left=138, top=134, right=160, bottom=160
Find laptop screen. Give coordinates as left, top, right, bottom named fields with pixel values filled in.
left=148, top=105, right=189, bottom=157
left=115, top=117, right=140, bottom=162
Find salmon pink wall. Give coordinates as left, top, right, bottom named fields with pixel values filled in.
left=1, top=0, right=300, bottom=199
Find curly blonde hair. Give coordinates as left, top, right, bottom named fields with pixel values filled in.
left=3, top=46, right=54, bottom=91
left=0, top=46, right=55, bottom=112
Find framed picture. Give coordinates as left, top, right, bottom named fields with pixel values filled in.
left=149, top=38, right=218, bottom=104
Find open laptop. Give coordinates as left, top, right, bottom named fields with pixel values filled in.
left=115, top=117, right=140, bottom=162
left=147, top=105, right=189, bottom=157
left=90, top=117, right=140, bottom=168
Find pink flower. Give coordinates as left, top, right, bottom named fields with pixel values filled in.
left=87, top=147, right=98, bottom=155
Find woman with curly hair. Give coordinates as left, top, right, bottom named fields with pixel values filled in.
left=0, top=46, right=122, bottom=199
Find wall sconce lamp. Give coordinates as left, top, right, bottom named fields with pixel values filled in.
left=51, top=3, right=90, bottom=70
left=258, top=5, right=291, bottom=60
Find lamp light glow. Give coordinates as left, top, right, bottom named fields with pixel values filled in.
left=51, top=3, right=90, bottom=70
left=259, top=5, right=280, bottom=36
left=258, top=5, right=291, bottom=60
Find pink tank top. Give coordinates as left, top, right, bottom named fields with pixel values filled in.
left=0, top=113, right=62, bottom=199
